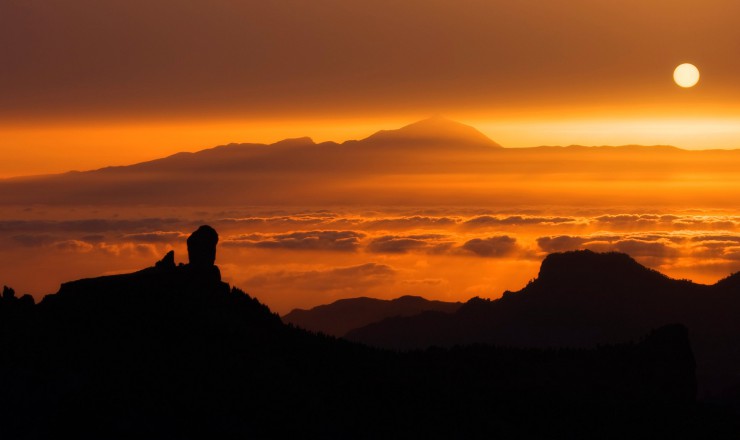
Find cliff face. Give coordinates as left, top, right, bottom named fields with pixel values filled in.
left=0, top=230, right=724, bottom=439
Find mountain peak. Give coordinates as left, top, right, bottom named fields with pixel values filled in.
left=270, top=136, right=316, bottom=148
left=362, top=117, right=502, bottom=147
left=533, top=250, right=671, bottom=291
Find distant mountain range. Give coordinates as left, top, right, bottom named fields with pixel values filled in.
left=3, top=117, right=740, bottom=206
left=282, top=295, right=462, bottom=337
left=345, top=250, right=740, bottom=400
left=2, top=227, right=727, bottom=438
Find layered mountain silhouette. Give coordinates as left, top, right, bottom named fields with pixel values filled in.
left=346, top=250, right=740, bottom=401
left=358, top=115, right=502, bottom=147
left=2, top=227, right=735, bottom=438
left=283, top=295, right=462, bottom=337
left=3, top=117, right=740, bottom=206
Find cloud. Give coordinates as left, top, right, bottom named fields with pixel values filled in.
left=534, top=231, right=740, bottom=261
left=221, top=214, right=463, bottom=232
left=460, top=236, right=518, bottom=257
left=537, top=233, right=681, bottom=257
left=592, top=214, right=663, bottom=226
left=224, top=230, right=365, bottom=252
left=53, top=240, right=94, bottom=253
left=718, top=246, right=740, bottom=261
left=591, top=214, right=740, bottom=230
left=5, top=231, right=166, bottom=258
left=0, top=218, right=184, bottom=233
left=584, top=239, right=680, bottom=258
left=464, top=216, right=577, bottom=227
left=122, top=231, right=186, bottom=243
left=220, top=215, right=331, bottom=229
left=366, top=234, right=454, bottom=254
left=362, top=216, right=459, bottom=230
left=688, top=234, right=740, bottom=243
left=215, top=212, right=740, bottom=236
left=537, top=235, right=590, bottom=253
left=97, top=242, right=160, bottom=257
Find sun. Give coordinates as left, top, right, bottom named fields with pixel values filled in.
left=673, top=63, right=700, bottom=88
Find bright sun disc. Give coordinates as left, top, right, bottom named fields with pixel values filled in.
left=673, top=63, right=700, bottom=88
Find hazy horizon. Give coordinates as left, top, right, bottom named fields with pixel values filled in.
left=4, top=116, right=740, bottom=179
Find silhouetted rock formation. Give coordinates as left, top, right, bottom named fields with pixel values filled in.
left=155, top=249, right=175, bottom=269
left=43, top=227, right=230, bottom=314
left=283, top=295, right=462, bottom=337
left=0, top=285, right=34, bottom=309
left=0, top=235, right=737, bottom=438
left=187, top=224, right=218, bottom=267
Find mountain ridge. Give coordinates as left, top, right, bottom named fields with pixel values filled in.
left=0, top=226, right=724, bottom=437
left=3, top=117, right=716, bottom=183
left=283, top=294, right=462, bottom=337
left=3, top=117, right=740, bottom=206
left=345, top=250, right=740, bottom=400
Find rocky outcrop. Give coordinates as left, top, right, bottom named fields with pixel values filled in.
left=41, top=226, right=230, bottom=314
left=187, top=225, right=218, bottom=268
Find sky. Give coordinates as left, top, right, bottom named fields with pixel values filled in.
left=3, top=0, right=740, bottom=176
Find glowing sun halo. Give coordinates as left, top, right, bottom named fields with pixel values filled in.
left=673, top=63, right=700, bottom=88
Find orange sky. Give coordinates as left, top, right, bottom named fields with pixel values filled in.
left=3, top=1, right=740, bottom=176
left=4, top=112, right=740, bottom=177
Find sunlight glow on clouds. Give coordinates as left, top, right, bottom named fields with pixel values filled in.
left=4, top=208, right=740, bottom=313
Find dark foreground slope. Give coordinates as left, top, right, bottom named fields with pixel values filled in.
left=0, top=231, right=736, bottom=439
left=283, top=295, right=462, bottom=337
left=347, top=251, right=740, bottom=401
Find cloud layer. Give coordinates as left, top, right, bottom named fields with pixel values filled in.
left=4, top=208, right=740, bottom=314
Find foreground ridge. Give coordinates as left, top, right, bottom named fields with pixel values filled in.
left=0, top=228, right=736, bottom=438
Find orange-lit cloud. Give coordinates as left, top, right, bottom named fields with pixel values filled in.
left=224, top=231, right=366, bottom=252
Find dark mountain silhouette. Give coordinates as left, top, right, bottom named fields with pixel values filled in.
left=283, top=295, right=462, bottom=337
left=346, top=250, right=740, bottom=401
left=0, top=117, right=505, bottom=206
left=3, top=117, right=740, bottom=206
left=359, top=116, right=502, bottom=147
left=2, top=228, right=735, bottom=438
